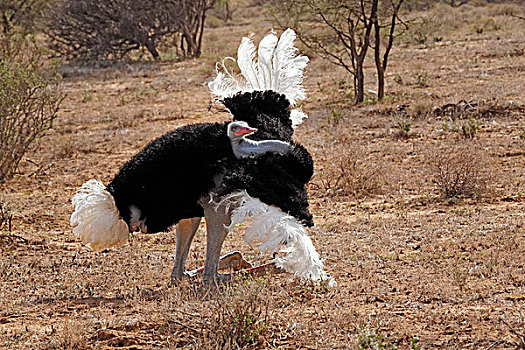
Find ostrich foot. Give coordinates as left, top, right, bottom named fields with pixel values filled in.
left=218, top=251, right=253, bottom=271
left=187, top=251, right=253, bottom=277
left=190, top=256, right=283, bottom=279
left=238, top=262, right=283, bottom=276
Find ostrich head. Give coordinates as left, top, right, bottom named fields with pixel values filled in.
left=227, top=121, right=258, bottom=142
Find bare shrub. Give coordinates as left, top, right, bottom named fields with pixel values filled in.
left=427, top=144, right=491, bottom=199
left=0, top=33, right=64, bottom=181
left=47, top=318, right=90, bottom=350
left=199, top=278, right=273, bottom=348
left=411, top=99, right=434, bottom=119
left=320, top=146, right=384, bottom=199
left=0, top=0, right=53, bottom=34
left=210, top=0, right=237, bottom=23
left=0, top=200, right=14, bottom=233
left=55, top=136, right=76, bottom=158
left=47, top=0, right=216, bottom=61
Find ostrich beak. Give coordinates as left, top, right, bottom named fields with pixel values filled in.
left=235, top=126, right=258, bottom=136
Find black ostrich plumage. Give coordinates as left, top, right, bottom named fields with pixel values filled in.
left=107, top=90, right=314, bottom=233
left=218, top=143, right=313, bottom=226
left=221, top=91, right=314, bottom=225
left=224, top=90, right=294, bottom=142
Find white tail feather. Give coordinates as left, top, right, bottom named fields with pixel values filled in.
left=70, top=180, right=129, bottom=252
left=222, top=191, right=336, bottom=286
left=208, top=29, right=309, bottom=127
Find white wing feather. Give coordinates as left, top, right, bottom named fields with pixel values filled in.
left=272, top=28, right=309, bottom=105
left=208, top=58, right=244, bottom=98
left=208, top=29, right=309, bottom=127
left=222, top=191, right=336, bottom=286
left=257, top=31, right=278, bottom=91
left=237, top=36, right=261, bottom=91
left=290, top=108, right=308, bottom=128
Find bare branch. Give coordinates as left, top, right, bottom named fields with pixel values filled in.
left=46, top=0, right=215, bottom=61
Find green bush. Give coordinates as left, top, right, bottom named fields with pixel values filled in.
left=357, top=325, right=398, bottom=350
left=461, top=116, right=479, bottom=139
left=0, top=33, right=64, bottom=180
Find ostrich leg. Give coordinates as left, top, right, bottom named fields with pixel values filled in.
left=199, top=197, right=233, bottom=285
left=171, top=217, right=202, bottom=280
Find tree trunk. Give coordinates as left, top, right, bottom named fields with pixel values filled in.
left=195, top=12, right=205, bottom=58
left=145, top=38, right=160, bottom=60
left=2, top=13, right=11, bottom=34
left=355, top=60, right=365, bottom=103
left=373, top=1, right=402, bottom=101
left=374, top=18, right=384, bottom=100
left=182, top=33, right=197, bottom=58
left=376, top=64, right=384, bottom=100
left=355, top=0, right=377, bottom=104
left=180, top=34, right=186, bottom=56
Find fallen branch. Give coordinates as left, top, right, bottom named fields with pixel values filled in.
left=169, top=320, right=201, bottom=334
left=500, top=318, right=525, bottom=349
left=0, top=233, right=28, bottom=244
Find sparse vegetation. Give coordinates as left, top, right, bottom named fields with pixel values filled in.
left=414, top=71, right=429, bottom=88
left=0, top=0, right=54, bottom=34
left=0, top=33, right=64, bottom=181
left=428, top=144, right=491, bottom=199
left=410, top=336, right=420, bottom=350
left=55, top=136, right=76, bottom=159
left=211, top=0, right=237, bottom=23
left=460, top=116, right=479, bottom=139
left=395, top=119, right=412, bottom=139
left=411, top=100, right=434, bottom=119
left=325, top=109, right=343, bottom=126
left=357, top=325, right=398, bottom=350
left=320, top=147, right=385, bottom=199
left=201, top=279, right=273, bottom=348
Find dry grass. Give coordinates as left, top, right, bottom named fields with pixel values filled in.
left=199, top=278, right=275, bottom=348
left=401, top=2, right=525, bottom=44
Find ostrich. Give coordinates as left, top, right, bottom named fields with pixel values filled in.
left=71, top=29, right=335, bottom=286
